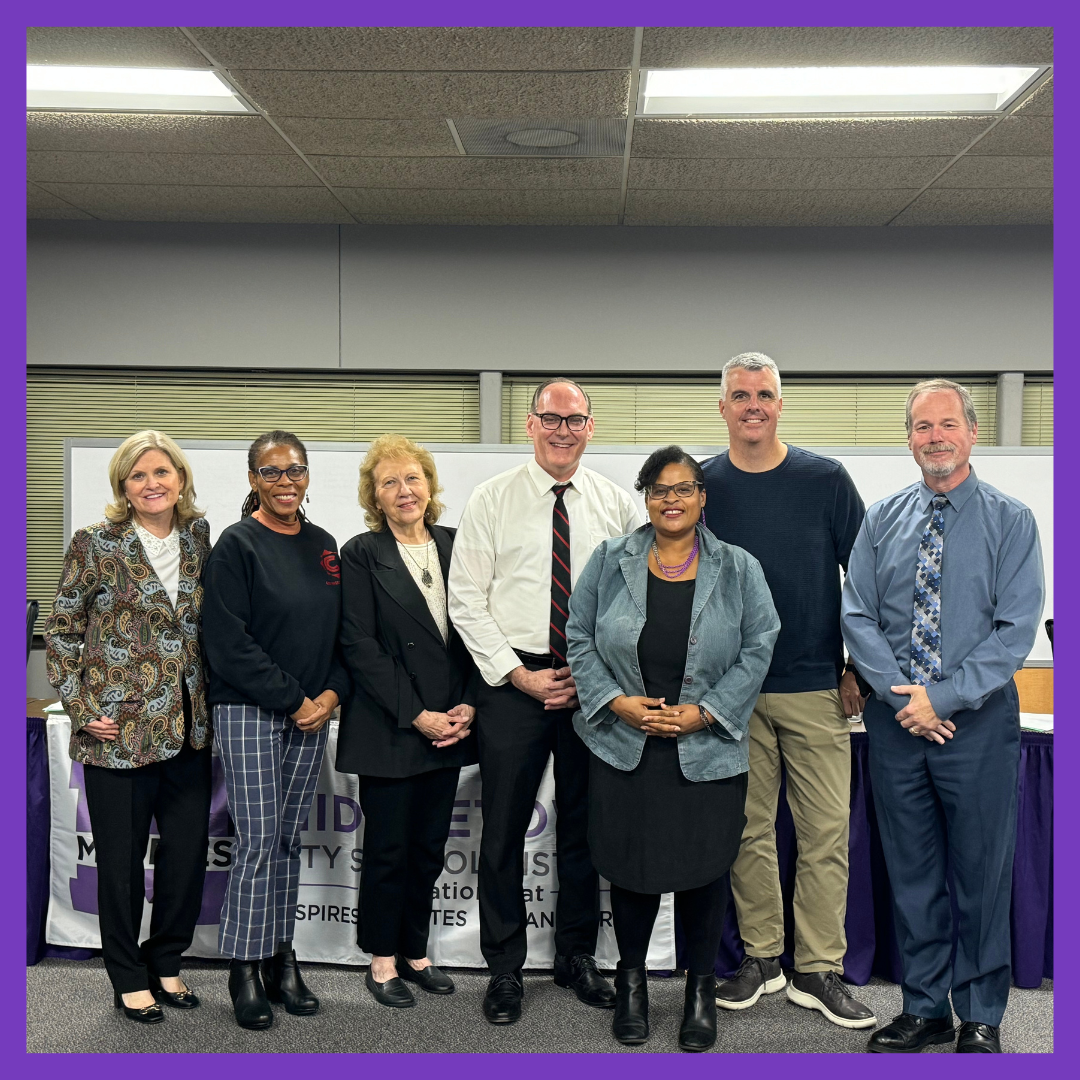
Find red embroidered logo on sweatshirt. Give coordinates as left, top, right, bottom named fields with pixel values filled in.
left=321, top=549, right=340, bottom=584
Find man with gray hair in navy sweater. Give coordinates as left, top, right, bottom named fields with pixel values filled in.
left=701, top=352, right=875, bottom=1029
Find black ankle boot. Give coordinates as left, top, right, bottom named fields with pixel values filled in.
left=679, top=973, right=717, bottom=1052
left=612, top=967, right=649, bottom=1045
left=261, top=948, right=319, bottom=1015
left=229, top=959, right=273, bottom=1030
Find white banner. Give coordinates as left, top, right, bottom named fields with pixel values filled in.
left=46, top=714, right=676, bottom=970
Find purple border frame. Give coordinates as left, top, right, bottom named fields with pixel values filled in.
left=11, top=1, right=1070, bottom=1072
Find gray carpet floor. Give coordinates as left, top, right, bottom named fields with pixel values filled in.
left=27, top=959, right=1052, bottom=1054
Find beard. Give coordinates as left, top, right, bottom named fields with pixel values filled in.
left=920, top=443, right=958, bottom=477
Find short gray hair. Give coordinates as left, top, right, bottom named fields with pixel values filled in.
left=530, top=377, right=592, bottom=415
left=720, top=352, right=782, bottom=399
left=905, top=379, right=978, bottom=435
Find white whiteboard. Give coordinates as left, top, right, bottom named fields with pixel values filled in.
left=66, top=440, right=1053, bottom=665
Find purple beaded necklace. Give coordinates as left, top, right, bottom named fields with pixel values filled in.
left=652, top=533, right=699, bottom=578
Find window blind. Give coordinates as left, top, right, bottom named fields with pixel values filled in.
left=1022, top=379, right=1054, bottom=446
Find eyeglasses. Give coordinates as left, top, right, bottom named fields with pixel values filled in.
left=647, top=481, right=704, bottom=500
left=256, top=465, right=309, bottom=482
left=532, top=412, right=590, bottom=432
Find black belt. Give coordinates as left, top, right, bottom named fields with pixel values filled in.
left=513, top=649, right=560, bottom=669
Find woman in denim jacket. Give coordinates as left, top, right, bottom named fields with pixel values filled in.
left=566, top=445, right=779, bottom=1053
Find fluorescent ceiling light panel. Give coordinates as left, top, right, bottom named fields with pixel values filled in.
left=27, top=65, right=256, bottom=113
left=639, top=66, right=1043, bottom=116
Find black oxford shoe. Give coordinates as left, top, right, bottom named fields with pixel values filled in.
left=397, top=956, right=455, bottom=995
left=262, top=949, right=319, bottom=1015
left=228, top=960, right=273, bottom=1030
left=364, top=969, right=416, bottom=1009
left=612, top=967, right=649, bottom=1046
left=483, top=970, right=524, bottom=1024
left=554, top=953, right=616, bottom=1008
left=868, top=1012, right=955, bottom=1053
left=957, top=1021, right=1002, bottom=1053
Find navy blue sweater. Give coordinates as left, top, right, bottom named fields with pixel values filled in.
left=701, top=446, right=865, bottom=694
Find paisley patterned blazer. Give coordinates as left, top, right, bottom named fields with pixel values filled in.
left=43, top=516, right=212, bottom=768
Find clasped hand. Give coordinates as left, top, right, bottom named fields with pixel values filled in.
left=890, top=683, right=956, bottom=744
left=510, top=665, right=578, bottom=711
left=414, top=703, right=475, bottom=747
left=290, top=690, right=340, bottom=732
left=609, top=695, right=706, bottom=737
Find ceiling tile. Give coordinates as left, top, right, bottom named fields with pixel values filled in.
left=932, top=156, right=1052, bottom=189
left=640, top=26, right=1053, bottom=67
left=33, top=183, right=354, bottom=223
left=28, top=205, right=95, bottom=220
left=967, top=116, right=1053, bottom=156
left=229, top=69, right=631, bottom=119
left=630, top=156, right=949, bottom=191
left=28, top=151, right=320, bottom=187
left=27, top=26, right=210, bottom=67
left=349, top=214, right=621, bottom=226
left=891, top=188, right=1052, bottom=226
left=1013, top=78, right=1053, bottom=115
left=27, top=112, right=286, bottom=154
left=188, top=27, right=635, bottom=71
left=632, top=117, right=995, bottom=159
left=624, top=188, right=917, bottom=226
left=337, top=187, right=621, bottom=216
left=311, top=156, right=623, bottom=190
left=27, top=181, right=92, bottom=215
left=275, top=117, right=459, bottom=156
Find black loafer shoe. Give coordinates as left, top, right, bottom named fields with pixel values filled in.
left=868, top=1012, right=955, bottom=1053
left=957, top=1021, right=1001, bottom=1053
left=148, top=974, right=200, bottom=1010
left=228, top=960, right=273, bottom=1031
left=679, top=973, right=718, bottom=1052
left=364, top=969, right=416, bottom=1009
left=554, top=953, right=616, bottom=1008
left=716, top=954, right=786, bottom=1010
left=787, top=971, right=876, bottom=1028
left=612, top=967, right=649, bottom=1046
left=262, top=949, right=319, bottom=1015
left=114, top=990, right=165, bottom=1024
left=483, top=970, right=524, bottom=1024
left=397, top=956, right=455, bottom=995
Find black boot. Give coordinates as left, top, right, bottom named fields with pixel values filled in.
left=612, top=967, right=649, bottom=1045
left=679, top=973, right=717, bottom=1052
left=261, top=947, right=319, bottom=1015
left=228, top=959, right=273, bottom=1030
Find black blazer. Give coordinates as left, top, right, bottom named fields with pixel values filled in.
left=336, top=524, right=478, bottom=778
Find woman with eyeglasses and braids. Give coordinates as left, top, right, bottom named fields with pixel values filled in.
left=202, top=430, right=349, bottom=1031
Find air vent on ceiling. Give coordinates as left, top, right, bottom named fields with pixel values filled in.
left=450, top=118, right=626, bottom=158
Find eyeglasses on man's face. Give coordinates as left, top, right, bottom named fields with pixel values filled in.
left=531, top=412, right=590, bottom=432
left=256, top=465, right=309, bottom=482
left=647, top=481, right=704, bottom=500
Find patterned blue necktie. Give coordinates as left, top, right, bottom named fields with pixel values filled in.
left=910, top=495, right=949, bottom=685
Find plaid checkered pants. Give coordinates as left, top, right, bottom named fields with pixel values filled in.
left=214, top=704, right=328, bottom=960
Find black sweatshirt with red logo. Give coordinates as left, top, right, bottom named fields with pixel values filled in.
left=203, top=515, right=350, bottom=714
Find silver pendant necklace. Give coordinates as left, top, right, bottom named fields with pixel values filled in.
left=400, top=535, right=434, bottom=587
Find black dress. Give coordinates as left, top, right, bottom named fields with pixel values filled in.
left=588, top=573, right=748, bottom=894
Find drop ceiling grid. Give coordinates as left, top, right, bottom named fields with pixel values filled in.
left=25, top=26, right=1053, bottom=226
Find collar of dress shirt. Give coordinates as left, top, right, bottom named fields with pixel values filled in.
left=917, top=465, right=979, bottom=512
left=525, top=455, right=581, bottom=496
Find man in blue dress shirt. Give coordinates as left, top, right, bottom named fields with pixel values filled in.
left=842, top=379, right=1044, bottom=1054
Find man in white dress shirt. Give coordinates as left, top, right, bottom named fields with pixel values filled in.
left=449, top=378, right=641, bottom=1024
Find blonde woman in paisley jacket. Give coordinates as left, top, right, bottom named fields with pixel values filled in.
left=44, top=430, right=212, bottom=1025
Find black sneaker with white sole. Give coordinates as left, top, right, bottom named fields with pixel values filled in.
left=715, top=955, right=786, bottom=1010
left=786, top=971, right=877, bottom=1028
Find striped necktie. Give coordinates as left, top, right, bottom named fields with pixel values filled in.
left=910, top=494, right=949, bottom=685
left=550, top=483, right=572, bottom=663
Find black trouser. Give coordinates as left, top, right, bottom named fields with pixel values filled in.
left=83, top=726, right=212, bottom=995
left=476, top=676, right=598, bottom=975
left=610, top=877, right=731, bottom=976
left=356, top=766, right=462, bottom=958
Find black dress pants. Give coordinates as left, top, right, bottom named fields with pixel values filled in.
left=356, top=766, right=462, bottom=958
left=476, top=677, right=598, bottom=975
left=83, top=734, right=212, bottom=994
left=610, top=876, right=731, bottom=975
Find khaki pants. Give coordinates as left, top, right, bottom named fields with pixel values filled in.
left=730, top=690, right=851, bottom=973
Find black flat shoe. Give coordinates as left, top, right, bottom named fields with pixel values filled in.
left=114, top=990, right=165, bottom=1024
left=228, top=959, right=274, bottom=1030
left=679, top=973, right=717, bottom=1052
left=957, top=1021, right=1001, bottom=1053
left=868, top=1012, right=955, bottom=1053
left=262, top=949, right=319, bottom=1015
left=396, top=956, right=455, bottom=995
left=365, top=969, right=416, bottom=1009
left=148, top=974, right=200, bottom=1010
left=482, top=970, right=524, bottom=1024
left=612, top=967, right=649, bottom=1046
left=554, top=953, right=616, bottom=1008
